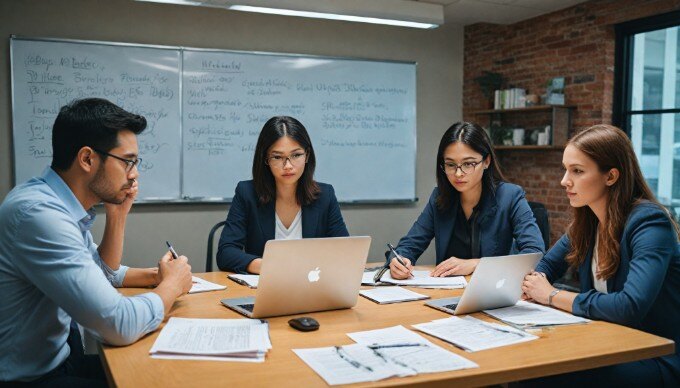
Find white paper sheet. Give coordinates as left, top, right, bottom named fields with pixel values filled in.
left=189, top=276, right=227, bottom=294
left=413, top=316, right=537, bottom=352
left=347, top=325, right=430, bottom=345
left=380, top=270, right=467, bottom=289
left=483, top=301, right=590, bottom=327
left=150, top=318, right=271, bottom=361
left=360, top=287, right=429, bottom=304
left=227, top=274, right=259, bottom=288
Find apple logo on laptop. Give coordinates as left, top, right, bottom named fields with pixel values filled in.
left=496, top=278, right=506, bottom=289
left=308, top=267, right=321, bottom=282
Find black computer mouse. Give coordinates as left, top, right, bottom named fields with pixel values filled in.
left=288, top=317, right=320, bottom=332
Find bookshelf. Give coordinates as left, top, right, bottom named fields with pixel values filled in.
left=473, top=105, right=575, bottom=149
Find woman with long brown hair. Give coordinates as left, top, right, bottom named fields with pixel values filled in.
left=521, top=124, right=680, bottom=386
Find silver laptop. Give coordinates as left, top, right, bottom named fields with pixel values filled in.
left=221, top=236, right=371, bottom=318
left=426, top=252, right=542, bottom=315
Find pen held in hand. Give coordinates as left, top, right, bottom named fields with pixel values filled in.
left=386, top=243, right=413, bottom=278
left=165, top=241, right=179, bottom=260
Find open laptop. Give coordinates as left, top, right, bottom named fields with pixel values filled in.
left=221, top=236, right=371, bottom=318
left=425, top=252, right=542, bottom=315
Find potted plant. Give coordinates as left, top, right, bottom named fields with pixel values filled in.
left=474, top=71, right=505, bottom=108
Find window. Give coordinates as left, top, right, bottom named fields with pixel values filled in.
left=615, top=11, right=680, bottom=216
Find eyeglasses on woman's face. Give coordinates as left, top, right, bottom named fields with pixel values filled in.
left=265, top=151, right=307, bottom=169
left=441, top=160, right=482, bottom=175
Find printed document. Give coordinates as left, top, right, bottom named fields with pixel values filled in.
left=380, top=270, right=467, bottom=289
left=484, top=301, right=590, bottom=327
left=189, top=276, right=227, bottom=294
left=413, top=316, right=537, bottom=352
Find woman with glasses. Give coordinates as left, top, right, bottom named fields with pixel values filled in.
left=519, top=125, right=680, bottom=386
left=216, top=116, right=349, bottom=274
left=389, top=121, right=544, bottom=279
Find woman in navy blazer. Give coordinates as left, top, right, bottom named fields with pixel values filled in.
left=217, top=116, right=349, bottom=274
left=390, top=122, right=545, bottom=279
left=521, top=125, right=680, bottom=386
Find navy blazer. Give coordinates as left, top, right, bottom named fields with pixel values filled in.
left=536, top=202, right=680, bottom=384
left=394, top=182, right=545, bottom=264
left=216, top=180, right=349, bottom=273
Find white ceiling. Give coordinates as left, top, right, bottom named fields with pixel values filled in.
left=418, top=0, right=589, bottom=25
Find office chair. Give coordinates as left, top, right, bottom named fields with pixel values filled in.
left=528, top=201, right=550, bottom=251
left=206, top=220, right=226, bottom=272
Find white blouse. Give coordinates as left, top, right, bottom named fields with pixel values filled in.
left=591, top=236, right=608, bottom=294
left=275, top=210, right=303, bottom=240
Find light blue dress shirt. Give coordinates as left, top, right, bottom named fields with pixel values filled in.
left=0, top=167, right=164, bottom=382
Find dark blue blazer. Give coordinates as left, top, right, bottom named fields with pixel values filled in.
left=394, top=182, right=545, bottom=264
left=536, top=202, right=680, bottom=384
left=216, top=180, right=349, bottom=273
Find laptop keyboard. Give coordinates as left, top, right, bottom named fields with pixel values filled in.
left=443, top=303, right=458, bottom=311
left=238, top=304, right=255, bottom=312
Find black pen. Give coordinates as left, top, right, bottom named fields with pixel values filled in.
left=165, top=241, right=179, bottom=260
left=386, top=243, right=413, bottom=278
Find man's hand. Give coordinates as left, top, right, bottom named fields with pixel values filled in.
left=157, top=251, right=193, bottom=296
left=104, top=179, right=138, bottom=220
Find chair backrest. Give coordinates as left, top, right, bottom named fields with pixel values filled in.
left=206, top=221, right=226, bottom=272
left=528, top=201, right=550, bottom=251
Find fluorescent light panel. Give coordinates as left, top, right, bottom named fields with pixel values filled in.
left=136, top=0, right=442, bottom=29
left=228, top=5, right=438, bottom=29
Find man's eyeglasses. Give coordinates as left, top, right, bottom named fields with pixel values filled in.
left=265, top=152, right=307, bottom=169
left=441, top=160, right=483, bottom=175
left=92, top=148, right=142, bottom=172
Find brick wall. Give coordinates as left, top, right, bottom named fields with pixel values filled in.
left=463, top=0, right=680, bottom=245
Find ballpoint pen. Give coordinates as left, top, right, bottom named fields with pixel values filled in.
left=165, top=241, right=179, bottom=260
left=386, top=243, right=413, bottom=278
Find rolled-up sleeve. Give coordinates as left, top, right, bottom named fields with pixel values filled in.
left=89, top=243, right=129, bottom=288
left=12, top=203, right=164, bottom=346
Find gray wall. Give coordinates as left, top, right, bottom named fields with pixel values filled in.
left=0, top=0, right=463, bottom=270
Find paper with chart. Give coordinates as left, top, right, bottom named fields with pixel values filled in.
left=380, top=270, right=467, bottom=289
left=483, top=301, right=590, bottom=327
left=293, top=325, right=477, bottom=385
left=189, top=276, right=227, bottom=293
left=413, top=316, right=537, bottom=352
left=360, top=287, right=429, bottom=304
left=228, top=274, right=259, bottom=288
left=150, top=318, right=271, bottom=362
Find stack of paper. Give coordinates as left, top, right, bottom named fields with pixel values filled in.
left=360, top=287, right=429, bottom=304
left=189, top=276, right=227, bottom=294
left=413, top=316, right=537, bottom=352
left=380, top=270, right=467, bottom=289
left=484, top=301, right=590, bottom=328
left=150, top=318, right=271, bottom=362
left=228, top=274, right=259, bottom=288
left=294, top=325, right=477, bottom=385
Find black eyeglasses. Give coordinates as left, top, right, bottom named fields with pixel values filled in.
left=92, top=148, right=142, bottom=172
left=441, top=160, right=483, bottom=175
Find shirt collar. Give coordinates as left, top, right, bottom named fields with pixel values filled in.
left=42, top=167, right=96, bottom=230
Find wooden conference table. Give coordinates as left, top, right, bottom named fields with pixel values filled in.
left=100, top=269, right=674, bottom=387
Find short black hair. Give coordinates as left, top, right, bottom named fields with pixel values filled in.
left=435, top=122, right=506, bottom=210
left=252, top=116, right=320, bottom=206
left=51, top=98, right=147, bottom=171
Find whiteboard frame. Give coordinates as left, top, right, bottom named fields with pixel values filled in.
left=9, top=35, right=418, bottom=204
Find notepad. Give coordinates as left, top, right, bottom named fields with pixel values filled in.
left=360, top=287, right=429, bottom=304
left=188, top=276, right=227, bottom=294
left=380, top=270, right=467, bottom=289
left=227, top=274, right=259, bottom=288
left=483, top=301, right=590, bottom=328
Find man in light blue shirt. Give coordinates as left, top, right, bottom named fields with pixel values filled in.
left=0, top=98, right=193, bottom=385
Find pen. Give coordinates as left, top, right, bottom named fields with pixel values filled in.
left=386, top=243, right=412, bottom=278
left=165, top=241, right=179, bottom=260
left=367, top=343, right=427, bottom=350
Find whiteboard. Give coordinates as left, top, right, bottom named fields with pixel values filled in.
left=10, top=37, right=181, bottom=200
left=10, top=37, right=416, bottom=203
left=182, top=49, right=416, bottom=202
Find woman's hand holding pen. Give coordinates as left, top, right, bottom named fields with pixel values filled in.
left=389, top=256, right=414, bottom=279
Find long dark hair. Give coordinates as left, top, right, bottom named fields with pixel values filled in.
left=435, top=122, right=505, bottom=210
left=252, top=116, right=320, bottom=206
left=565, top=124, right=680, bottom=280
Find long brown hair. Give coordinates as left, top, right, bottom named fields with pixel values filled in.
left=565, top=124, right=679, bottom=280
